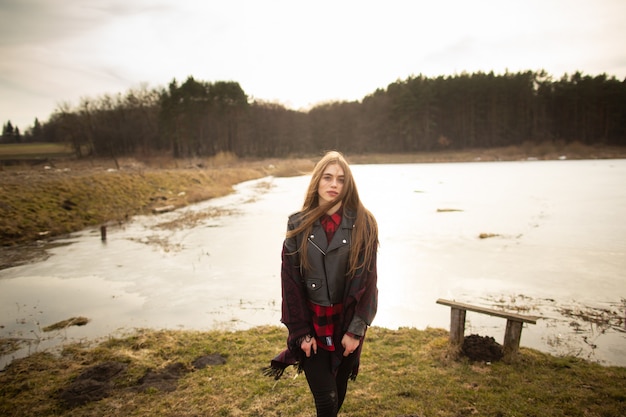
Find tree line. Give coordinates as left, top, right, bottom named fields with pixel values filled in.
left=1, top=121, right=23, bottom=143
left=3, top=70, right=625, bottom=157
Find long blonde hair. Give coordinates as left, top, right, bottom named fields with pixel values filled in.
left=287, top=151, right=378, bottom=276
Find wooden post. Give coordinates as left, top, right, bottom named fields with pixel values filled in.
left=449, top=307, right=466, bottom=346
left=503, top=319, right=524, bottom=359
left=100, top=225, right=107, bottom=241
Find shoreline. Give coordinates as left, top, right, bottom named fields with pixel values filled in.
left=3, top=145, right=626, bottom=269
left=2, top=157, right=625, bottom=370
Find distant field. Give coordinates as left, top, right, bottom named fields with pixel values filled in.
left=0, top=143, right=73, bottom=160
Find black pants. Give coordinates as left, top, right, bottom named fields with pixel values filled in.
left=302, top=348, right=357, bottom=417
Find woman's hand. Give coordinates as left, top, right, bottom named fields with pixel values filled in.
left=300, top=335, right=317, bottom=357
left=341, top=334, right=360, bottom=357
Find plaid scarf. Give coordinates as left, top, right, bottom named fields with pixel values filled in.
left=309, top=301, right=342, bottom=351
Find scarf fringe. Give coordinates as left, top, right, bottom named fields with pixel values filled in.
left=262, top=362, right=304, bottom=381
left=262, top=365, right=286, bottom=380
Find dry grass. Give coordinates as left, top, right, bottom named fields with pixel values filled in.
left=0, top=142, right=73, bottom=159
left=1, top=326, right=625, bottom=417
left=42, top=317, right=90, bottom=332
left=0, top=153, right=314, bottom=247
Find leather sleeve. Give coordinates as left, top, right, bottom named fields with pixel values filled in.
left=347, top=315, right=368, bottom=337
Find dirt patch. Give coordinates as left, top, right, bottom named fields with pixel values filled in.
left=58, top=361, right=127, bottom=407
left=461, top=334, right=504, bottom=363
left=133, top=362, right=189, bottom=393
left=192, top=353, right=227, bottom=368
left=58, top=353, right=227, bottom=408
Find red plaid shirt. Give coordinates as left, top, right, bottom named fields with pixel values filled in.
left=320, top=208, right=342, bottom=243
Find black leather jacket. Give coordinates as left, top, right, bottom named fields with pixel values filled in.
left=285, top=209, right=367, bottom=336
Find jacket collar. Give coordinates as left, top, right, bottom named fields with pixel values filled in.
left=311, top=209, right=355, bottom=253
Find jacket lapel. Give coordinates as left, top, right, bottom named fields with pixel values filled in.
left=327, top=212, right=354, bottom=253
left=309, top=221, right=329, bottom=254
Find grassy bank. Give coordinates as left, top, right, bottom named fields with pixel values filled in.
left=1, top=326, right=624, bottom=417
left=0, top=153, right=316, bottom=248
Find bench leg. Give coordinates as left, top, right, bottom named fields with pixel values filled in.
left=449, top=308, right=466, bottom=346
left=503, top=320, right=523, bottom=359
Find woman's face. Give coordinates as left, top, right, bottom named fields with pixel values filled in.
left=317, top=163, right=345, bottom=205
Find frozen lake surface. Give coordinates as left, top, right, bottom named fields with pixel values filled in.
left=1, top=159, right=625, bottom=369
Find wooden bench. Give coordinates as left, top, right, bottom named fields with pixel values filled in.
left=436, top=298, right=540, bottom=359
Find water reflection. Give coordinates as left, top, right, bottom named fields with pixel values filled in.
left=1, top=159, right=625, bottom=369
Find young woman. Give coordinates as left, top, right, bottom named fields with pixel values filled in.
left=265, top=151, right=379, bottom=417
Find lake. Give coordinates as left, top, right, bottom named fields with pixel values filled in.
left=1, top=159, right=625, bottom=369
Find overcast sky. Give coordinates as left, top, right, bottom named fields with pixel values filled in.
left=2, top=0, right=625, bottom=131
